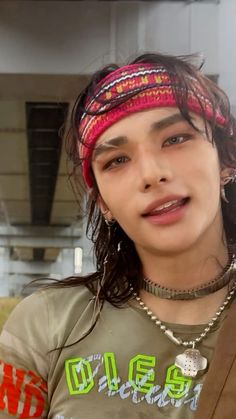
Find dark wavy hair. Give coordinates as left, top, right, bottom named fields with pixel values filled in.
left=57, top=52, right=236, bottom=307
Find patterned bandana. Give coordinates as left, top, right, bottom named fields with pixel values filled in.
left=78, top=63, right=226, bottom=187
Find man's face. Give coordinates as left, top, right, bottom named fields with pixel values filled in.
left=92, top=107, right=223, bottom=257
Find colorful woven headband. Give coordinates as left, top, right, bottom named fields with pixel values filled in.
left=78, top=63, right=226, bottom=187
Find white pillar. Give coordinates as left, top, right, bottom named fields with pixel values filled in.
left=0, top=248, right=10, bottom=296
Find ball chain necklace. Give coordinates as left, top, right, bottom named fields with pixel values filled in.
left=132, top=281, right=236, bottom=378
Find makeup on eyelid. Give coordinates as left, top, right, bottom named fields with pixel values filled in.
left=92, top=114, right=200, bottom=161
left=98, top=132, right=194, bottom=172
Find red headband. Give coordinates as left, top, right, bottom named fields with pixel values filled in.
left=78, top=63, right=226, bottom=187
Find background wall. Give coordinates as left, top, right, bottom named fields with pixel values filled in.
left=1, top=1, right=233, bottom=102
left=219, top=0, right=236, bottom=112
left=0, top=1, right=219, bottom=73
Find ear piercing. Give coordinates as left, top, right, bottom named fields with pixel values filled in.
left=221, top=170, right=236, bottom=203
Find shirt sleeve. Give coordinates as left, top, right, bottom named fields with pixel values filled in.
left=0, top=291, right=49, bottom=418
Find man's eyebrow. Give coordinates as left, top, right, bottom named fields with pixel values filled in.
left=149, top=113, right=187, bottom=133
left=92, top=136, right=128, bottom=160
left=92, top=114, right=189, bottom=160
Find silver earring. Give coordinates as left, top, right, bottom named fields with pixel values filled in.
left=221, top=186, right=229, bottom=204
left=105, top=219, right=116, bottom=227
left=104, top=218, right=116, bottom=243
left=225, top=173, right=236, bottom=184
left=105, top=220, right=122, bottom=254
left=117, top=241, right=122, bottom=252
left=221, top=171, right=236, bottom=204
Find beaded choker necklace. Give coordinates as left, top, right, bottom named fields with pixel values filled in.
left=133, top=280, right=236, bottom=378
left=141, top=255, right=235, bottom=300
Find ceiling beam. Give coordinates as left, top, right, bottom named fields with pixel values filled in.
left=0, top=225, right=82, bottom=248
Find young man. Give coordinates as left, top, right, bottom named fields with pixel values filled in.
left=0, top=53, right=236, bottom=418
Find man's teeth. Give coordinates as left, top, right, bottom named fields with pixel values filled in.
left=153, top=199, right=180, bottom=212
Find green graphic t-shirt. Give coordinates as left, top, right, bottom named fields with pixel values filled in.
left=0, top=286, right=222, bottom=419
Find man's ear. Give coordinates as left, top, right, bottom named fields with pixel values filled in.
left=220, top=167, right=236, bottom=185
left=96, top=195, right=114, bottom=221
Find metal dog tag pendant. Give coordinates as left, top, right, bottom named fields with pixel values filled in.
left=175, top=348, right=207, bottom=378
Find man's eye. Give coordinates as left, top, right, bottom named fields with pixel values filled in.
left=163, top=134, right=191, bottom=147
left=103, top=156, right=129, bottom=170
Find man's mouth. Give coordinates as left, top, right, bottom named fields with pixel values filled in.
left=143, top=197, right=190, bottom=217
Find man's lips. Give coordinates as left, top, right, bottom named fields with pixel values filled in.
left=142, top=196, right=190, bottom=216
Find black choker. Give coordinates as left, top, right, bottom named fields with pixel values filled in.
left=141, top=255, right=236, bottom=300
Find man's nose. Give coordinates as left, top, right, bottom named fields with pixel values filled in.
left=137, top=151, right=173, bottom=192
